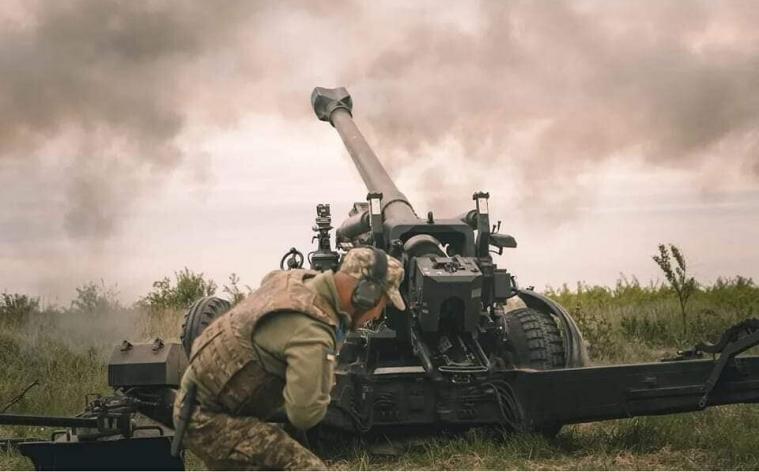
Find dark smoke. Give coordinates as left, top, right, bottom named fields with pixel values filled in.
left=0, top=1, right=260, bottom=238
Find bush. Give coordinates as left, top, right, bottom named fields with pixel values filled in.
left=0, top=293, right=40, bottom=326
left=69, top=281, right=121, bottom=315
left=546, top=266, right=759, bottom=359
left=140, top=268, right=217, bottom=312
left=571, top=301, right=614, bottom=358
left=705, top=276, right=758, bottom=318
left=619, top=314, right=671, bottom=345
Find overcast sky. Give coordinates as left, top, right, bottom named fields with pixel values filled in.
left=1, top=1, right=757, bottom=305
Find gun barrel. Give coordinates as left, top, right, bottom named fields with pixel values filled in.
left=312, top=87, right=417, bottom=223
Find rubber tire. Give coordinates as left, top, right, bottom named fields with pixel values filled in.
left=505, top=307, right=565, bottom=370
left=180, top=296, right=231, bottom=357
left=504, top=307, right=565, bottom=437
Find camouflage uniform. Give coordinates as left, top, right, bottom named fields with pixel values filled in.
left=174, top=248, right=404, bottom=470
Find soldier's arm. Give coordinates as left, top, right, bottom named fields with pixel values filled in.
left=281, top=319, right=337, bottom=430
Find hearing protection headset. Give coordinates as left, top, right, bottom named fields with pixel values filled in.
left=351, top=246, right=388, bottom=312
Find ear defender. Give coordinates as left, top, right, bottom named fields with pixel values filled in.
left=351, top=247, right=389, bottom=312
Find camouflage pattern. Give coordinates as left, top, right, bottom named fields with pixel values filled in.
left=175, top=269, right=342, bottom=470
left=182, top=406, right=326, bottom=470
left=187, top=269, right=340, bottom=414
left=175, top=256, right=402, bottom=470
left=339, top=247, right=406, bottom=310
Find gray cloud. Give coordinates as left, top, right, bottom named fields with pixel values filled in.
left=3, top=1, right=757, bottom=234
left=0, top=1, right=260, bottom=238
left=1, top=1, right=757, bottom=300
left=333, top=1, right=759, bottom=215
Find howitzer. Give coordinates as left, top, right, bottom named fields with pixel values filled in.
left=302, top=87, right=759, bottom=434
left=6, top=87, right=759, bottom=470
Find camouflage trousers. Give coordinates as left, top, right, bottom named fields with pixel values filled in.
left=183, top=406, right=326, bottom=470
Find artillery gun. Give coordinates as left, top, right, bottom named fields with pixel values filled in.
left=4, top=86, right=759, bottom=469
left=289, top=87, right=759, bottom=435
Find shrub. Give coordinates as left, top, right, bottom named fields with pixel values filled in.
left=619, top=314, right=670, bottom=345
left=571, top=301, right=614, bottom=358
left=705, top=276, right=758, bottom=318
left=69, top=281, right=121, bottom=315
left=0, top=292, right=40, bottom=325
left=140, top=268, right=217, bottom=312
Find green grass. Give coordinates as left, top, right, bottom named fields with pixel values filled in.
left=323, top=409, right=759, bottom=470
left=547, top=276, right=759, bottom=362
left=1, top=275, right=758, bottom=470
left=0, top=308, right=184, bottom=470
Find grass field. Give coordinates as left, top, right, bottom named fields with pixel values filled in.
left=1, top=274, right=758, bottom=470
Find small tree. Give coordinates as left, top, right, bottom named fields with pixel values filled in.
left=652, top=244, right=697, bottom=334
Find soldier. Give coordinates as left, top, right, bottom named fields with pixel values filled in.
left=173, top=247, right=405, bottom=470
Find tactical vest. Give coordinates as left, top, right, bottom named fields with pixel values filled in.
left=188, top=269, right=340, bottom=416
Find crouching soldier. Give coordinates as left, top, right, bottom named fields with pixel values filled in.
left=173, top=247, right=405, bottom=470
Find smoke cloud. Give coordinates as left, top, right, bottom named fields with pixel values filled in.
left=0, top=1, right=263, bottom=238
left=1, top=1, right=757, bottom=299
left=3, top=1, right=757, bottom=232
left=340, top=1, right=759, bottom=215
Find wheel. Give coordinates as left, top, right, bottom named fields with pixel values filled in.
left=505, top=307, right=565, bottom=370
left=180, top=296, right=231, bottom=357
left=504, top=307, right=565, bottom=436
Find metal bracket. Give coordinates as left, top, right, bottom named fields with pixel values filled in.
left=697, top=318, right=759, bottom=408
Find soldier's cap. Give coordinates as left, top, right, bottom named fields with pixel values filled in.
left=339, top=247, right=406, bottom=311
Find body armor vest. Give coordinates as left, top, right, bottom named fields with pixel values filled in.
left=188, top=270, right=340, bottom=416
